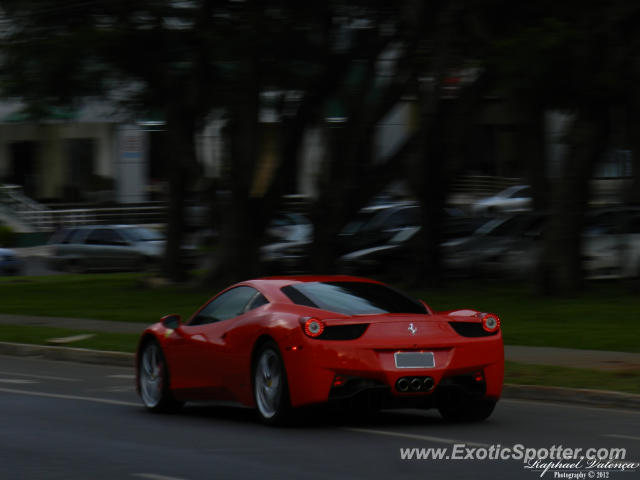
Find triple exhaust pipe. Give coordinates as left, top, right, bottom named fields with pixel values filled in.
left=395, top=376, right=435, bottom=393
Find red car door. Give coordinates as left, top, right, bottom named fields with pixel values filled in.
left=167, top=286, right=268, bottom=399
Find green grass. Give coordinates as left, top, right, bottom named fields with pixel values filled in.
left=0, top=274, right=639, bottom=352
left=505, top=361, right=640, bottom=395
left=0, top=273, right=214, bottom=324
left=0, top=324, right=139, bottom=352
left=409, top=280, right=640, bottom=353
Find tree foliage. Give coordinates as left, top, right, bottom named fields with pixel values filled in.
left=2, top=1, right=640, bottom=293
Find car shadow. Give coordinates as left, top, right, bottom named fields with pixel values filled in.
left=167, top=402, right=449, bottom=429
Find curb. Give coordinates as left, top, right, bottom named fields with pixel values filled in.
left=501, top=384, right=640, bottom=410
left=1, top=341, right=639, bottom=410
left=0, top=341, right=134, bottom=367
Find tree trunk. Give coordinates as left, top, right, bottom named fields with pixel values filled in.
left=204, top=105, right=263, bottom=285
left=522, top=104, right=549, bottom=211
left=537, top=108, right=610, bottom=295
left=409, top=104, right=448, bottom=286
left=625, top=112, right=640, bottom=205
left=163, top=108, right=197, bottom=282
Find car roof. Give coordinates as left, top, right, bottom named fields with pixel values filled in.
left=253, top=275, right=382, bottom=288
left=240, top=275, right=384, bottom=304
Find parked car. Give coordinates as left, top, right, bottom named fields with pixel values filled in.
left=583, top=207, right=640, bottom=280
left=471, top=185, right=532, bottom=216
left=265, top=212, right=313, bottom=244
left=339, top=203, right=420, bottom=254
left=443, top=213, right=547, bottom=278
left=339, top=208, right=483, bottom=275
left=137, top=275, right=503, bottom=424
left=339, top=227, right=421, bottom=275
left=448, top=207, right=640, bottom=281
left=48, top=225, right=166, bottom=273
left=0, top=247, right=24, bottom=275
left=260, top=203, right=419, bottom=274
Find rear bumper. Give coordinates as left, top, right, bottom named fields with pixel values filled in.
left=283, top=335, right=504, bottom=408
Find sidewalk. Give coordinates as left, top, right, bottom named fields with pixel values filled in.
left=1, top=313, right=640, bottom=371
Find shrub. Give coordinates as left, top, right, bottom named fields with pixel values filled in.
left=0, top=224, right=14, bottom=247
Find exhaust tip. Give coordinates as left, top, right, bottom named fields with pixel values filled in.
left=422, top=377, right=434, bottom=391
left=396, top=378, right=410, bottom=392
left=410, top=377, right=423, bottom=391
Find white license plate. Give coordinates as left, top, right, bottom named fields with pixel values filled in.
left=394, top=352, right=435, bottom=369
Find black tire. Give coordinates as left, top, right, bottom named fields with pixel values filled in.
left=437, top=394, right=497, bottom=422
left=136, top=256, right=154, bottom=272
left=66, top=259, right=86, bottom=274
left=138, top=339, right=183, bottom=413
left=253, top=341, right=291, bottom=425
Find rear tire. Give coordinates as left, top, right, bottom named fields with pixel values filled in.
left=437, top=395, right=497, bottom=422
left=66, top=259, right=86, bottom=274
left=253, top=341, right=291, bottom=425
left=136, top=256, right=154, bottom=272
left=138, top=340, right=183, bottom=413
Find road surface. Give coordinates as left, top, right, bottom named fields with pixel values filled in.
left=0, top=355, right=638, bottom=479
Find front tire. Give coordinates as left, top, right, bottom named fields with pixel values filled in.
left=253, top=341, right=291, bottom=425
left=138, top=340, right=183, bottom=413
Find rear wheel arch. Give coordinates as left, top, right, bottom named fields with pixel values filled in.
left=251, top=334, right=278, bottom=372
left=251, top=337, right=292, bottom=425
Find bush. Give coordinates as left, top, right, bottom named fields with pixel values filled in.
left=0, top=224, right=14, bottom=247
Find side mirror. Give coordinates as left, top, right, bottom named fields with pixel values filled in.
left=161, top=314, right=182, bottom=329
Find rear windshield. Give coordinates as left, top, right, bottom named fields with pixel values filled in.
left=281, top=281, right=427, bottom=316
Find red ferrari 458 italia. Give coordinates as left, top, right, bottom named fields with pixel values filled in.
left=136, top=275, right=503, bottom=424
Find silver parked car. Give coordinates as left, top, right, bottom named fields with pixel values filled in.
left=471, top=185, right=532, bottom=216
left=48, top=225, right=165, bottom=272
left=584, top=207, right=640, bottom=280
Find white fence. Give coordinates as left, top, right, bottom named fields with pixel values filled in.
left=1, top=185, right=167, bottom=232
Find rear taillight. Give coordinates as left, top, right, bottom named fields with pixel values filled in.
left=481, top=314, right=500, bottom=333
left=303, top=318, right=325, bottom=338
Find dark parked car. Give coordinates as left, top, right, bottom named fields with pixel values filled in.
left=442, top=213, right=547, bottom=278
left=339, top=209, right=484, bottom=275
left=261, top=203, right=419, bottom=274
left=0, top=248, right=24, bottom=275
left=339, top=203, right=420, bottom=255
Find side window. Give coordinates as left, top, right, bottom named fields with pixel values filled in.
left=68, top=229, right=87, bottom=244
left=246, top=292, right=269, bottom=311
left=61, top=229, right=78, bottom=244
left=84, top=229, right=103, bottom=245
left=85, top=228, right=126, bottom=245
left=386, top=207, right=420, bottom=229
left=189, top=286, right=263, bottom=326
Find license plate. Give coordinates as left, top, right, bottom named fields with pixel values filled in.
left=394, top=352, right=435, bottom=369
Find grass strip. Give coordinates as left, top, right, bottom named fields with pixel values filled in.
left=1, top=274, right=639, bottom=352
left=505, top=361, right=640, bottom=395
left=410, top=280, right=640, bottom=353
left=0, top=324, right=139, bottom=353
left=0, top=273, right=213, bottom=323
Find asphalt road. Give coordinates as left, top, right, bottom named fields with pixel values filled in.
left=1, top=355, right=639, bottom=480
